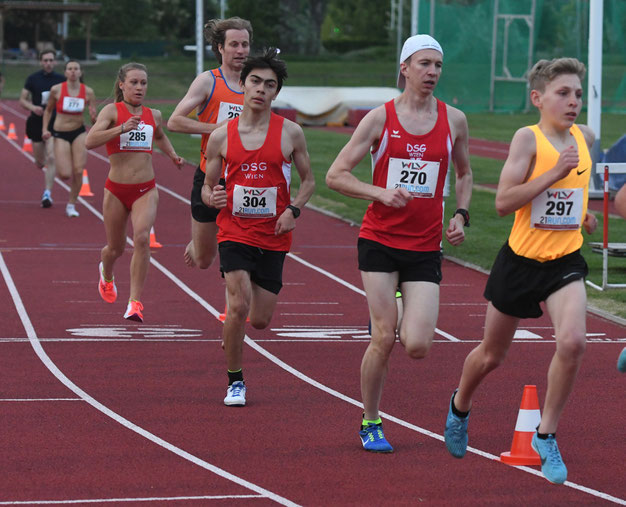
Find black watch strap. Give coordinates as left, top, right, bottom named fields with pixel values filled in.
left=287, top=204, right=301, bottom=218
left=454, top=208, right=470, bottom=227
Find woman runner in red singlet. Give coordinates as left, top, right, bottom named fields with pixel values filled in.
left=85, top=62, right=183, bottom=322
left=42, top=60, right=97, bottom=217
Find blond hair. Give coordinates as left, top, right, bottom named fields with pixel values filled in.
left=528, top=58, right=586, bottom=92
left=113, top=62, right=148, bottom=103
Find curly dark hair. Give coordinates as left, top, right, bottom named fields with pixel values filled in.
left=240, top=48, right=288, bottom=93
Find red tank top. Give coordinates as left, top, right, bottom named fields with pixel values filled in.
left=217, top=113, right=292, bottom=251
left=360, top=99, right=452, bottom=251
left=56, top=82, right=86, bottom=115
left=198, top=68, right=245, bottom=172
left=106, top=102, right=155, bottom=156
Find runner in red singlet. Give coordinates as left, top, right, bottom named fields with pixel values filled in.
left=86, top=63, right=183, bottom=323
left=326, top=35, right=473, bottom=452
left=201, top=49, right=315, bottom=407
left=167, top=17, right=252, bottom=269
left=42, top=60, right=97, bottom=217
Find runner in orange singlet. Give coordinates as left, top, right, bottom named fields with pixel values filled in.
left=444, top=58, right=598, bottom=485
left=167, top=17, right=252, bottom=269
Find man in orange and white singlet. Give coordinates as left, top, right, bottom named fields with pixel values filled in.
left=444, top=58, right=598, bottom=485
left=168, top=17, right=252, bottom=269
left=326, top=35, right=473, bottom=453
left=201, top=49, right=315, bottom=407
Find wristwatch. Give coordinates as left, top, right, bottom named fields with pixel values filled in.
left=287, top=204, right=301, bottom=218
left=454, top=208, right=470, bottom=227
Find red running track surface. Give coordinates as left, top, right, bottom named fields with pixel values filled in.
left=0, top=101, right=624, bottom=506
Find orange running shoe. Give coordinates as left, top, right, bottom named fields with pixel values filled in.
left=124, top=299, right=144, bottom=322
left=98, top=262, right=117, bottom=303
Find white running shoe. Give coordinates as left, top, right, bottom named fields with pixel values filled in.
left=65, top=203, right=80, bottom=217
left=224, top=381, right=246, bottom=406
left=41, top=189, right=52, bottom=208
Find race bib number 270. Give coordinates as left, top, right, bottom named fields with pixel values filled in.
left=386, top=158, right=440, bottom=198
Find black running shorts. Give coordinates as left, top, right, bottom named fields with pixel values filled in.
left=357, top=237, right=442, bottom=284
left=190, top=166, right=220, bottom=223
left=484, top=242, right=588, bottom=319
left=218, top=241, right=287, bottom=295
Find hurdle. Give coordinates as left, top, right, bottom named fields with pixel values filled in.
left=587, top=162, right=626, bottom=290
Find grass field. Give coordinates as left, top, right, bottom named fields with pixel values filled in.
left=3, top=56, right=625, bottom=318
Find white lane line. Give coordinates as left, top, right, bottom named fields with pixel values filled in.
left=0, top=398, right=82, bottom=402
left=3, top=114, right=623, bottom=505
left=0, top=252, right=298, bottom=507
left=0, top=494, right=264, bottom=505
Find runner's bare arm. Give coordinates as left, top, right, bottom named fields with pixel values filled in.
left=578, top=124, right=598, bottom=234
left=41, top=84, right=59, bottom=140
left=495, top=127, right=579, bottom=216
left=326, top=106, right=412, bottom=208
left=167, top=72, right=222, bottom=135
left=275, top=122, right=315, bottom=234
left=85, top=86, right=98, bottom=124
left=445, top=107, right=473, bottom=245
left=19, top=88, right=41, bottom=115
left=201, top=126, right=228, bottom=208
left=152, top=109, right=183, bottom=169
left=85, top=103, right=123, bottom=149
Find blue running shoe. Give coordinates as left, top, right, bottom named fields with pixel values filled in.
left=224, top=381, right=246, bottom=406
left=359, top=422, right=393, bottom=453
left=444, top=390, right=469, bottom=458
left=531, top=432, right=568, bottom=484
left=618, top=347, right=626, bottom=373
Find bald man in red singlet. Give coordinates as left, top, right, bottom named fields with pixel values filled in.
left=201, top=49, right=315, bottom=408
left=168, top=17, right=252, bottom=269
left=326, top=35, right=473, bottom=453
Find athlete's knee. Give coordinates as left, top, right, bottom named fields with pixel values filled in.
left=556, top=331, right=586, bottom=362
left=195, top=252, right=216, bottom=270
left=228, top=299, right=251, bottom=323
left=404, top=339, right=432, bottom=359
left=249, top=314, right=272, bottom=330
left=133, top=230, right=151, bottom=251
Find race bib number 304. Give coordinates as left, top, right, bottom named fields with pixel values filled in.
left=530, top=188, right=583, bottom=230
left=217, top=102, right=243, bottom=123
left=120, top=122, right=154, bottom=150
left=387, top=158, right=440, bottom=197
left=233, top=185, right=277, bottom=218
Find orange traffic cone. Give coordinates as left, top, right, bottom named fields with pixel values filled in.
left=79, top=169, right=94, bottom=196
left=219, top=304, right=227, bottom=322
left=0, top=115, right=6, bottom=131
left=500, top=385, right=542, bottom=465
left=7, top=122, right=18, bottom=140
left=149, top=226, right=162, bottom=248
left=22, top=136, right=33, bottom=153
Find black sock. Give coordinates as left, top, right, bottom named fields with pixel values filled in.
left=451, top=392, right=470, bottom=418
left=228, top=369, right=244, bottom=385
left=536, top=429, right=554, bottom=439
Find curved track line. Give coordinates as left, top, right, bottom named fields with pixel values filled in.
left=0, top=252, right=298, bottom=507
left=2, top=113, right=623, bottom=505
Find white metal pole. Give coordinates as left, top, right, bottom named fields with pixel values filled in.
left=588, top=0, right=603, bottom=165
left=221, top=0, right=226, bottom=19
left=411, top=0, right=419, bottom=35
left=196, top=0, right=204, bottom=76
left=397, top=0, right=404, bottom=62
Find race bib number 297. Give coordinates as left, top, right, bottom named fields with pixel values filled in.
left=530, top=188, right=583, bottom=230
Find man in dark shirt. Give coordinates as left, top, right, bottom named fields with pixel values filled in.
left=19, top=49, right=65, bottom=208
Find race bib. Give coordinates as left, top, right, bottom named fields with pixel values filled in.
left=386, top=158, right=440, bottom=197
left=232, top=185, right=277, bottom=218
left=120, top=122, right=154, bottom=151
left=530, top=188, right=583, bottom=230
left=62, top=96, right=85, bottom=113
left=217, top=101, right=243, bottom=123
left=41, top=91, right=50, bottom=106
